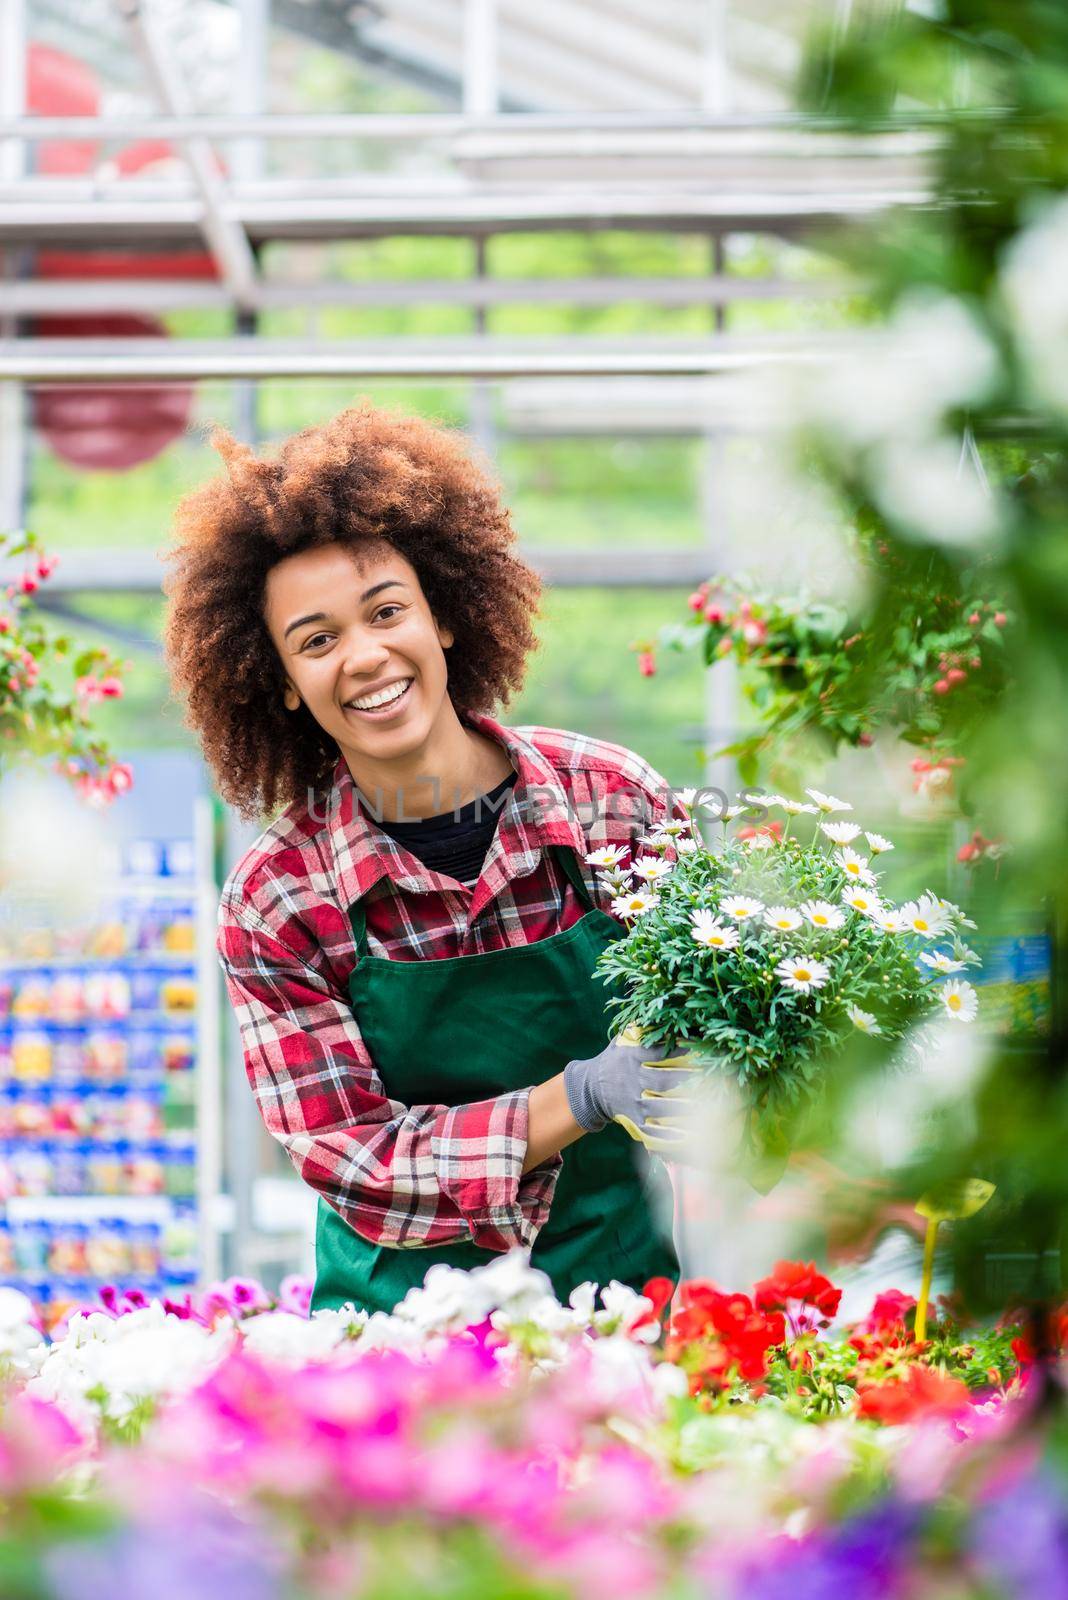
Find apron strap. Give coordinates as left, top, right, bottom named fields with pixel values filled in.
left=349, top=845, right=595, bottom=959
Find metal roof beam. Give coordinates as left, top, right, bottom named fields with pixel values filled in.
left=111, top=0, right=260, bottom=312
left=0, top=332, right=847, bottom=381
left=0, top=272, right=855, bottom=315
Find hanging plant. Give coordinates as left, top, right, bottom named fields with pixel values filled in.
left=0, top=529, right=132, bottom=804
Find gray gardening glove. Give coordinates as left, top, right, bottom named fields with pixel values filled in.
left=564, top=1025, right=698, bottom=1155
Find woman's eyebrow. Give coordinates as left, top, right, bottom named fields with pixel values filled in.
left=283, top=580, right=408, bottom=640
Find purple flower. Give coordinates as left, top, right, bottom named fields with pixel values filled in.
left=277, top=1274, right=313, bottom=1318
left=971, top=1470, right=1068, bottom=1600
left=735, top=1505, right=916, bottom=1600
left=44, top=1507, right=282, bottom=1600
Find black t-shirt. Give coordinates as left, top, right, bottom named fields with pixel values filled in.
left=375, top=770, right=518, bottom=886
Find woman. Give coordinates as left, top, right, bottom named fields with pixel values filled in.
left=164, top=403, right=694, bottom=1315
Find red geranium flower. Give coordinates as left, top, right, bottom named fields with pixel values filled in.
left=752, top=1260, right=843, bottom=1325
left=856, top=1365, right=971, bottom=1424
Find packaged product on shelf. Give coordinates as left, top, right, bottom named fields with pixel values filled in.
left=164, top=1204, right=198, bottom=1274
left=12, top=1088, right=50, bottom=1137
left=127, top=1141, right=166, bottom=1196
left=52, top=1033, right=86, bottom=1085
left=86, top=919, right=128, bottom=959
left=125, top=1085, right=165, bottom=1139
left=11, top=1032, right=51, bottom=1083
left=47, top=1221, right=89, bottom=1277
left=128, top=1221, right=163, bottom=1276
left=161, top=1031, right=195, bottom=1074
left=86, top=1218, right=130, bottom=1280
left=12, top=978, right=50, bottom=1021
left=83, top=972, right=130, bottom=1021
left=160, top=975, right=197, bottom=1015
left=163, top=913, right=196, bottom=954
left=49, top=974, right=85, bottom=1024
left=11, top=1142, right=54, bottom=1197
left=84, top=1030, right=127, bottom=1082
left=52, top=1141, right=88, bottom=1197
left=13, top=1219, right=49, bottom=1274
left=164, top=1138, right=197, bottom=1200
left=87, top=1142, right=124, bottom=1197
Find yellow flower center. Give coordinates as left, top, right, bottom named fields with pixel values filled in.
left=948, top=993, right=961, bottom=1010
left=795, top=968, right=811, bottom=982
left=915, top=919, right=929, bottom=931
left=813, top=915, right=827, bottom=925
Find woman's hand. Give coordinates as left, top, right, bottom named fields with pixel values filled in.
left=562, top=1034, right=697, bottom=1154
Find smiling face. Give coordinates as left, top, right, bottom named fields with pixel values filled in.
left=264, top=542, right=455, bottom=772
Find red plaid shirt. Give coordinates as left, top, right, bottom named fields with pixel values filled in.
left=217, top=712, right=686, bottom=1253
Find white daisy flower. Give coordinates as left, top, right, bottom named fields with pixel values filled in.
left=675, top=788, right=698, bottom=811
left=876, top=908, right=906, bottom=933
left=649, top=816, right=692, bottom=843
left=900, top=895, right=952, bottom=938
left=632, top=855, right=674, bottom=885
left=806, top=788, right=853, bottom=815
left=821, top=821, right=862, bottom=845
left=920, top=950, right=966, bottom=974
left=865, top=832, right=894, bottom=855
left=675, top=836, right=699, bottom=856
left=611, top=888, right=660, bottom=920
left=764, top=906, right=803, bottom=933
left=779, top=798, right=819, bottom=816
left=776, top=957, right=831, bottom=995
left=847, top=1004, right=882, bottom=1035
left=722, top=804, right=748, bottom=821
left=745, top=833, right=775, bottom=851
left=941, top=979, right=978, bottom=1022
left=842, top=888, right=883, bottom=917
left=721, top=894, right=765, bottom=921
left=601, top=870, right=633, bottom=896
left=800, top=899, right=845, bottom=931
left=585, top=844, right=629, bottom=871
left=691, top=910, right=740, bottom=951
left=834, top=848, right=877, bottom=885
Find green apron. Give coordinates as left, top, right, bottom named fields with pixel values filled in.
left=312, top=843, right=679, bottom=1314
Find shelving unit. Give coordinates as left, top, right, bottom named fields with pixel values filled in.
left=0, top=817, right=220, bottom=1324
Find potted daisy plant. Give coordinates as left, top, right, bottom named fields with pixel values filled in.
left=588, top=789, right=981, bottom=1189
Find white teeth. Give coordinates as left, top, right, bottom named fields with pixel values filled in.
left=349, top=678, right=412, bottom=712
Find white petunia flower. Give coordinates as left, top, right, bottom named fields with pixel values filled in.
left=865, top=832, right=894, bottom=855
left=691, top=910, right=740, bottom=950
left=776, top=957, right=831, bottom=995
left=764, top=906, right=803, bottom=933
left=842, top=888, right=883, bottom=917
left=920, top=950, right=966, bottom=974
left=834, top=848, right=877, bottom=885
left=632, top=854, right=674, bottom=885
left=721, top=894, right=765, bottom=921
left=779, top=798, right=819, bottom=816
left=821, top=821, right=862, bottom=845
left=941, top=980, right=978, bottom=1022
left=241, top=1309, right=356, bottom=1364
left=806, top=788, right=852, bottom=814
left=611, top=888, right=660, bottom=920
left=586, top=844, right=629, bottom=871
left=847, top=1004, right=882, bottom=1035
left=900, top=895, right=953, bottom=938
left=800, top=899, right=845, bottom=931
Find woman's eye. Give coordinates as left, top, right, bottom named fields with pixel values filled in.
left=374, top=605, right=403, bottom=622
left=303, top=632, right=331, bottom=650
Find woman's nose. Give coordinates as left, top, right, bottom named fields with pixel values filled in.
left=340, top=627, right=390, bottom=675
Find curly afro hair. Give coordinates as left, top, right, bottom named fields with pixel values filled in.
left=163, top=402, right=542, bottom=821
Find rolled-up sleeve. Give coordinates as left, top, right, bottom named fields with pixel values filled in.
left=217, top=899, right=561, bottom=1252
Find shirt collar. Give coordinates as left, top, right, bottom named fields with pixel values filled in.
left=323, top=710, right=588, bottom=914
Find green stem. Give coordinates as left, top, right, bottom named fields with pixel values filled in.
left=915, top=1216, right=938, bottom=1343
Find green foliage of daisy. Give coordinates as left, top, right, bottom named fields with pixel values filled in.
left=593, top=801, right=981, bottom=1145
